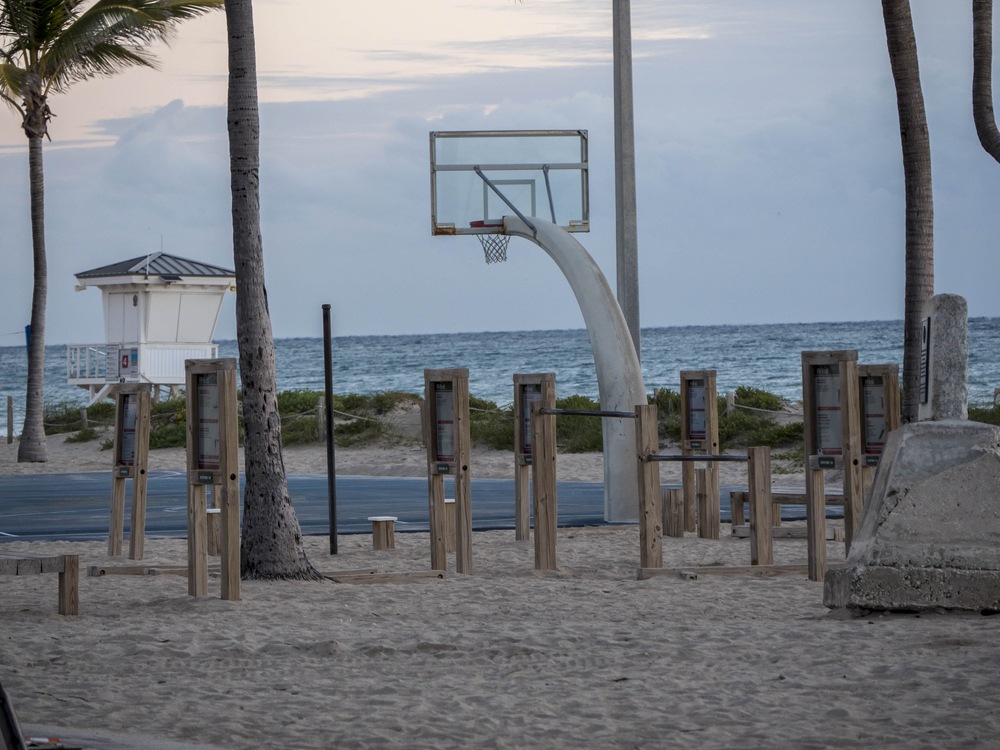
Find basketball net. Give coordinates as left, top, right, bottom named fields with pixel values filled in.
left=476, top=233, right=510, bottom=264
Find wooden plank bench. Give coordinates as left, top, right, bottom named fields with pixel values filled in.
left=0, top=552, right=79, bottom=615
left=729, top=489, right=845, bottom=526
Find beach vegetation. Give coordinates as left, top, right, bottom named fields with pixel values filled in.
left=64, top=426, right=99, bottom=443
left=470, top=397, right=515, bottom=452
left=969, top=400, right=1000, bottom=427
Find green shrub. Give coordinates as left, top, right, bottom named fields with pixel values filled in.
left=42, top=402, right=90, bottom=435
left=470, top=400, right=514, bottom=451
left=554, top=395, right=603, bottom=453
left=969, top=402, right=1000, bottom=427
left=65, top=427, right=100, bottom=444
left=733, top=385, right=786, bottom=412
left=149, top=421, right=187, bottom=449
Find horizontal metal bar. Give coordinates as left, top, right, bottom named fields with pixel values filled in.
left=645, top=454, right=749, bottom=463
left=537, top=408, right=636, bottom=418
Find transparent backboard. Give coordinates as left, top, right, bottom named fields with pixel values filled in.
left=430, top=130, right=589, bottom=235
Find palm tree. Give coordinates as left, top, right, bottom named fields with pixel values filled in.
left=224, top=0, right=320, bottom=579
left=974, top=0, right=1000, bottom=163
left=881, top=0, right=934, bottom=423
left=0, top=0, right=222, bottom=462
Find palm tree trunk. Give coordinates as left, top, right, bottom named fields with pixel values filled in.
left=882, top=0, right=934, bottom=424
left=974, top=0, right=1000, bottom=162
left=225, top=0, right=320, bottom=579
left=17, top=133, right=48, bottom=462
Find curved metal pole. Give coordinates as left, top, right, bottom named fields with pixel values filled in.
left=504, top=216, right=646, bottom=523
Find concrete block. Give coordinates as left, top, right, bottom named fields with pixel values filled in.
left=825, top=419, right=1000, bottom=612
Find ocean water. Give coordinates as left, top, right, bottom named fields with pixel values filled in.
left=1, top=318, right=998, bottom=436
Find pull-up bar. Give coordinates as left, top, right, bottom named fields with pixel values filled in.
left=644, top=454, right=748, bottom=463
left=538, top=407, right=635, bottom=418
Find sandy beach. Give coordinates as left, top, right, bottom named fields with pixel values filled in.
left=2, top=436, right=1000, bottom=748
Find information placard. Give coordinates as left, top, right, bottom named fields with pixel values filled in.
left=814, top=365, right=842, bottom=455
left=686, top=379, right=707, bottom=441
left=519, top=383, right=542, bottom=457
left=861, top=375, right=887, bottom=456
left=117, top=392, right=138, bottom=466
left=196, top=372, right=221, bottom=471
left=434, top=381, right=455, bottom=463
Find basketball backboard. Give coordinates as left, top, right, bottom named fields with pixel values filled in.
left=429, top=130, right=589, bottom=236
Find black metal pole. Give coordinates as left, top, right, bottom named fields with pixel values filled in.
left=322, top=304, right=337, bottom=554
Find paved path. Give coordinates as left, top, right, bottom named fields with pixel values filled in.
left=0, top=471, right=822, bottom=542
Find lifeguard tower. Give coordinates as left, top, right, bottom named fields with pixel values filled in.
left=66, top=252, right=235, bottom=404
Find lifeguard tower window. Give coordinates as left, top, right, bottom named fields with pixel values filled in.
left=429, top=130, right=589, bottom=236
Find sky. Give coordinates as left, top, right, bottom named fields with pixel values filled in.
left=0, top=0, right=997, bottom=347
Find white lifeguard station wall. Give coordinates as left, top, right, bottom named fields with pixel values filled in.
left=67, top=252, right=235, bottom=403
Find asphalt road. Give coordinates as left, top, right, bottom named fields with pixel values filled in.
left=0, top=471, right=818, bottom=542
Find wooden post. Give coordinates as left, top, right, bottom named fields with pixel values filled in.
left=108, top=385, right=152, bottom=559
left=730, top=491, right=745, bottom=527
left=802, top=351, right=862, bottom=551
left=747, top=446, right=773, bottom=566
left=217, top=361, right=241, bottom=602
left=858, top=364, right=901, bottom=510
left=454, top=375, right=473, bottom=575
left=186, top=359, right=240, bottom=601
left=107, top=476, right=126, bottom=557
left=316, top=394, right=326, bottom=438
left=187, top=483, right=209, bottom=597
left=424, top=369, right=472, bottom=574
left=58, top=555, right=80, bottom=616
left=681, top=371, right=719, bottom=533
left=681, top=462, right=697, bottom=533
left=634, top=404, right=662, bottom=569
left=531, top=402, right=558, bottom=571
left=806, top=468, right=827, bottom=582
left=444, top=499, right=456, bottom=554
left=127, top=387, right=152, bottom=560
left=515, top=461, right=530, bottom=541
left=664, top=488, right=685, bottom=538
left=696, top=467, right=720, bottom=540
left=79, top=408, right=88, bottom=431
left=513, top=373, right=556, bottom=542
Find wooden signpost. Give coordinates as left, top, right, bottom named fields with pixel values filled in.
left=857, top=364, right=901, bottom=501
left=185, top=359, right=240, bottom=601
left=422, top=369, right=473, bottom=574
left=513, top=373, right=555, bottom=542
left=680, top=370, right=720, bottom=538
left=801, top=350, right=862, bottom=581
left=107, top=384, right=152, bottom=559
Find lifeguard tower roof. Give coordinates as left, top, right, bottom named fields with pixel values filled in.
left=75, top=252, right=234, bottom=286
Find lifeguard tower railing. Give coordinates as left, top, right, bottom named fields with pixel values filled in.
left=67, top=342, right=220, bottom=403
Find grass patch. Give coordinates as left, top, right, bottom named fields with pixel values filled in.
left=65, top=427, right=100, bottom=444
left=969, top=401, right=1000, bottom=427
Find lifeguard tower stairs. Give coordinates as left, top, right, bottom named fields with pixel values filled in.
left=67, top=252, right=235, bottom=404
